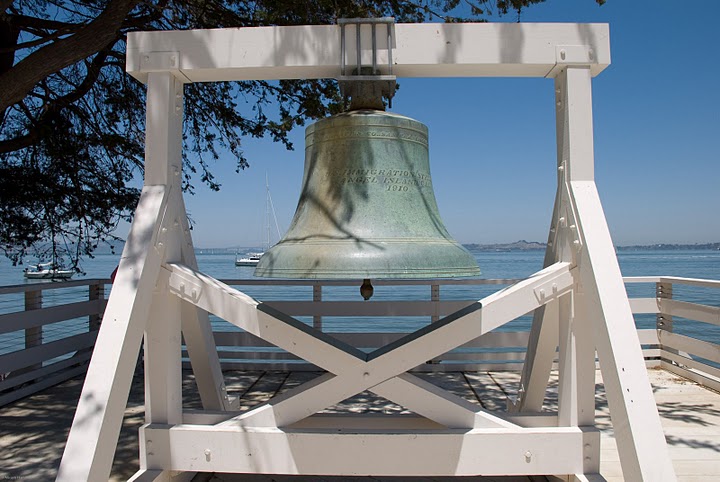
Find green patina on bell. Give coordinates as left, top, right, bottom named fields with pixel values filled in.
left=254, top=104, right=480, bottom=279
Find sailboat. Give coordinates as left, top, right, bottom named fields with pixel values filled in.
left=235, top=173, right=282, bottom=267
left=24, top=260, right=74, bottom=280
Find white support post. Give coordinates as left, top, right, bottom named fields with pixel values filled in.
left=554, top=67, right=600, bottom=478
left=144, top=289, right=183, bottom=425
left=133, top=72, right=187, bottom=482
left=143, top=72, right=184, bottom=425
left=145, top=71, right=232, bottom=412
left=560, top=65, right=675, bottom=481
left=557, top=289, right=599, bottom=475
left=143, top=195, right=184, bottom=432
left=145, top=70, right=232, bottom=418
left=140, top=72, right=230, bottom=480
left=144, top=71, right=183, bottom=186
left=557, top=293, right=577, bottom=427
left=513, top=70, right=579, bottom=413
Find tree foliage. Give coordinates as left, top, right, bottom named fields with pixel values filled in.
left=0, top=0, right=602, bottom=269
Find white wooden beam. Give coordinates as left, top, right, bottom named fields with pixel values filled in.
left=229, top=371, right=514, bottom=431
left=56, top=186, right=168, bottom=482
left=571, top=181, right=676, bottom=481
left=164, top=262, right=367, bottom=372
left=127, top=23, right=609, bottom=83
left=558, top=288, right=597, bottom=434
left=560, top=67, right=596, bottom=182
left=141, top=424, right=585, bottom=476
left=513, top=297, right=559, bottom=412
left=143, top=290, right=183, bottom=425
left=179, top=262, right=574, bottom=428
left=513, top=74, right=573, bottom=411
left=553, top=68, right=599, bottom=479
left=172, top=261, right=573, bottom=372
left=371, top=373, right=518, bottom=429
left=144, top=72, right=183, bottom=186
left=557, top=293, right=579, bottom=427
left=175, top=190, right=237, bottom=411
left=142, top=91, right=185, bottom=427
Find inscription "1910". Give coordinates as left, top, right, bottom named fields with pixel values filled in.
left=339, top=168, right=432, bottom=192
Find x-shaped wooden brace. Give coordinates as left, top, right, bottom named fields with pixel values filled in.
left=163, top=260, right=575, bottom=430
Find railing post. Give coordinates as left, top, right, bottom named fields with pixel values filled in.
left=429, top=283, right=441, bottom=363
left=656, top=281, right=673, bottom=333
left=24, top=288, right=43, bottom=371
left=89, top=281, right=105, bottom=332
left=431, top=283, right=440, bottom=323
left=313, top=284, right=323, bottom=330
left=657, top=280, right=676, bottom=360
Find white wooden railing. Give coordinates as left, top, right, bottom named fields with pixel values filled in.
left=0, top=279, right=109, bottom=406
left=626, top=276, right=720, bottom=392
left=1, top=275, right=718, bottom=406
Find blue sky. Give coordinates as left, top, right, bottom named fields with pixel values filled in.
left=179, top=0, right=719, bottom=249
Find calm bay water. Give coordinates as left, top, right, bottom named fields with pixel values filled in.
left=1, top=249, right=719, bottom=343
left=4, top=249, right=718, bottom=282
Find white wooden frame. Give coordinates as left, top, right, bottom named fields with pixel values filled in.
left=57, top=22, right=676, bottom=482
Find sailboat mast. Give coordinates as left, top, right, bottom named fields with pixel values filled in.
left=265, top=173, right=282, bottom=248
left=265, top=172, right=271, bottom=251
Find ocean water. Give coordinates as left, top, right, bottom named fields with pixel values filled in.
left=1, top=249, right=719, bottom=344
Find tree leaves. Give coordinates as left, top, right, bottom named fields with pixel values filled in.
left=0, top=0, right=602, bottom=267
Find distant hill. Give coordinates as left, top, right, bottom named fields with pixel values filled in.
left=463, top=240, right=546, bottom=252
left=616, top=242, right=720, bottom=251
left=94, top=240, right=720, bottom=255
left=463, top=241, right=720, bottom=252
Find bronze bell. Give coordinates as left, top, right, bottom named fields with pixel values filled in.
left=254, top=107, right=480, bottom=279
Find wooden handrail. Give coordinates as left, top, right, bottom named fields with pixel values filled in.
left=1, top=275, right=718, bottom=405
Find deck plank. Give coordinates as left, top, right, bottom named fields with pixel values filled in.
left=183, top=370, right=265, bottom=409
left=236, top=370, right=291, bottom=410
left=0, top=368, right=718, bottom=481
left=461, top=372, right=506, bottom=410
left=593, top=367, right=720, bottom=480
left=418, top=372, right=480, bottom=405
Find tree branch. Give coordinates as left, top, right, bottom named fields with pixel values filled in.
left=0, top=0, right=138, bottom=114
left=9, top=13, right=81, bottom=31
left=0, top=26, right=77, bottom=55
left=0, top=47, right=113, bottom=154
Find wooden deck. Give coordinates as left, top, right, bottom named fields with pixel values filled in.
left=1, top=367, right=718, bottom=481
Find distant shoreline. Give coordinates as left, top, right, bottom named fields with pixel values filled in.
left=88, top=240, right=720, bottom=255
left=189, top=240, right=720, bottom=255
left=463, top=241, right=720, bottom=252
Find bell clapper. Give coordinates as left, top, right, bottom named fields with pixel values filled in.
left=360, top=279, right=374, bottom=300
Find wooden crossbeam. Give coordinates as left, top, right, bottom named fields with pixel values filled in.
left=166, top=261, right=574, bottom=429
left=126, top=23, right=610, bottom=83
